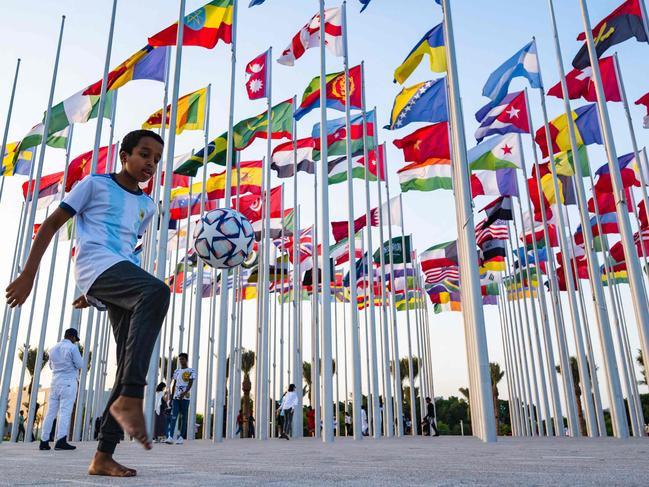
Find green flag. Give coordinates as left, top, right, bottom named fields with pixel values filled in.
left=373, top=235, right=412, bottom=265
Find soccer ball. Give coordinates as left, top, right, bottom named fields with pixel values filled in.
left=193, top=208, right=255, bottom=269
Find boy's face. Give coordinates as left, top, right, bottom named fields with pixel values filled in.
left=121, top=137, right=163, bottom=183
left=179, top=356, right=188, bottom=368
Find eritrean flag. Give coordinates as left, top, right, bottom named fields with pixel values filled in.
left=148, top=0, right=234, bottom=49
left=294, top=65, right=362, bottom=121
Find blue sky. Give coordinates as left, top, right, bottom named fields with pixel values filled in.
left=1, top=0, right=648, bottom=408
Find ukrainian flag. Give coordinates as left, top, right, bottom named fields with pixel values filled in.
left=393, top=23, right=446, bottom=85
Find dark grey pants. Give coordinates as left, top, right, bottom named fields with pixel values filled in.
left=87, top=261, right=170, bottom=454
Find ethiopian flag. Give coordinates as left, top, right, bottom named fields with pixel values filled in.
left=143, top=87, right=207, bottom=134
left=174, top=99, right=293, bottom=176
left=294, top=64, right=362, bottom=121
left=148, top=0, right=234, bottom=49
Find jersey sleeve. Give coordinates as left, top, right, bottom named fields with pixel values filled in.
left=60, top=177, right=94, bottom=216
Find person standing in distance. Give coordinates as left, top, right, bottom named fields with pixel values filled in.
left=422, top=397, right=440, bottom=436
left=7, top=130, right=169, bottom=477
left=166, top=353, right=196, bottom=444
left=278, top=384, right=298, bottom=440
left=38, top=328, right=83, bottom=450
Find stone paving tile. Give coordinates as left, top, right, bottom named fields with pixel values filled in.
left=0, top=436, right=648, bottom=486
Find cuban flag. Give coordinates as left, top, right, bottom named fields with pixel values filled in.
left=474, top=91, right=530, bottom=142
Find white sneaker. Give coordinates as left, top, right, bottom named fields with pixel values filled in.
left=165, top=436, right=174, bottom=444
left=175, top=436, right=184, bottom=445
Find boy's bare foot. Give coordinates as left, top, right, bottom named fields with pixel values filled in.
left=88, top=452, right=137, bottom=477
left=109, top=395, right=151, bottom=449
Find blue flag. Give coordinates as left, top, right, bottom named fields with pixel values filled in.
left=385, top=78, right=448, bottom=130
left=359, top=0, right=372, bottom=12
left=482, top=40, right=541, bottom=104
left=249, top=0, right=266, bottom=6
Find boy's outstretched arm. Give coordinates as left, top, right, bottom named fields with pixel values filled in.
left=5, top=206, right=72, bottom=307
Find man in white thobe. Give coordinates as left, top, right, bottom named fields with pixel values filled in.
left=39, top=328, right=83, bottom=450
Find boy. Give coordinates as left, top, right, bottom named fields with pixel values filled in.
left=6, top=130, right=170, bottom=477
left=166, top=352, right=195, bottom=444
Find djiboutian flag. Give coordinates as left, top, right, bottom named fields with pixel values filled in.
left=271, top=138, right=316, bottom=178
left=420, top=240, right=458, bottom=270
left=398, top=157, right=452, bottom=192
left=548, top=56, right=621, bottom=102
left=148, top=0, right=234, bottom=48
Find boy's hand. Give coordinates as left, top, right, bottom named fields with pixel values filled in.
left=5, top=272, right=35, bottom=308
left=72, top=295, right=90, bottom=309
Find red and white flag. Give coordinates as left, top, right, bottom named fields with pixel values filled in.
left=277, top=8, right=343, bottom=67
left=245, top=50, right=269, bottom=100
left=547, top=56, right=621, bottom=103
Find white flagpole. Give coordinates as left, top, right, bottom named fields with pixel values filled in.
left=213, top=0, right=239, bottom=444
left=0, top=57, right=21, bottom=203
left=440, top=0, right=496, bottom=441
left=292, top=206, right=303, bottom=438
left=497, top=292, right=520, bottom=435
left=318, top=0, right=335, bottom=443
left=0, top=16, right=65, bottom=443
left=90, top=0, right=117, bottom=174
left=340, top=0, right=363, bottom=441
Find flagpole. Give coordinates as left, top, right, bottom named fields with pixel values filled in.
left=311, top=160, right=320, bottom=440
left=0, top=57, right=20, bottom=203
left=318, top=0, right=335, bottom=444
left=497, top=291, right=522, bottom=435
left=578, top=0, right=649, bottom=410
left=440, top=0, right=496, bottom=441
left=278, top=197, right=286, bottom=432
left=0, top=16, right=65, bottom=443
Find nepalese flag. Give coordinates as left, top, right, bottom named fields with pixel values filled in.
left=482, top=40, right=541, bottom=104
left=574, top=213, right=619, bottom=245
left=393, top=122, right=450, bottom=162
left=66, top=144, right=118, bottom=191
left=277, top=8, right=343, bottom=66
left=385, top=78, right=448, bottom=130
left=474, top=91, right=529, bottom=143
left=83, top=45, right=168, bottom=95
left=22, top=171, right=64, bottom=210
left=271, top=138, right=316, bottom=178
left=148, top=0, right=234, bottom=48
left=422, top=266, right=459, bottom=285
left=294, top=64, right=362, bottom=121
left=634, top=92, right=649, bottom=128
left=311, top=110, right=376, bottom=160
left=547, top=56, right=621, bottom=103
left=534, top=103, right=602, bottom=158
left=245, top=50, right=269, bottom=100
left=394, top=23, right=446, bottom=85
left=420, top=240, right=458, bottom=270
left=572, top=0, right=648, bottom=70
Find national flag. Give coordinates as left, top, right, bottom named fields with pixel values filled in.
left=249, top=0, right=266, bottom=6
left=327, top=146, right=384, bottom=185
left=572, top=0, right=648, bottom=70
left=601, top=262, right=629, bottom=286
left=546, top=146, right=590, bottom=177
left=588, top=188, right=634, bottom=213
left=547, top=56, right=621, bottom=102
left=478, top=238, right=507, bottom=272
left=7, top=125, right=68, bottom=175
left=280, top=226, right=313, bottom=265
left=369, top=194, right=402, bottom=228
left=142, top=87, right=207, bottom=134
left=393, top=122, right=450, bottom=162
left=359, top=0, right=373, bottom=12
left=468, top=133, right=522, bottom=171
left=245, top=50, right=269, bottom=100
left=475, top=220, right=508, bottom=247
left=84, top=45, right=168, bottom=95
left=595, top=151, right=649, bottom=184
left=574, top=212, right=619, bottom=245
left=420, top=241, right=458, bottom=270
left=423, top=266, right=459, bottom=285
left=170, top=195, right=218, bottom=220
left=373, top=235, right=412, bottom=265
left=1, top=142, right=34, bottom=176
left=148, top=0, right=234, bottom=48
left=393, top=23, right=446, bottom=84
left=22, top=171, right=63, bottom=210
left=471, top=168, right=519, bottom=197
left=595, top=167, right=639, bottom=193
left=482, top=40, right=541, bottom=104
left=238, top=185, right=288, bottom=238
left=311, top=110, right=375, bottom=160
left=639, top=199, right=649, bottom=228
left=397, top=157, right=452, bottom=192
left=521, top=222, right=559, bottom=250
left=277, top=8, right=343, bottom=66
left=534, top=103, right=602, bottom=158
left=329, top=233, right=362, bottom=266
left=481, top=196, right=514, bottom=228
left=174, top=99, right=293, bottom=175
left=635, top=92, right=649, bottom=128
left=144, top=171, right=189, bottom=195
left=385, top=78, right=448, bottom=130
left=47, top=89, right=115, bottom=135
left=271, top=138, right=316, bottom=178
left=294, top=65, right=362, bottom=121
left=474, top=91, right=529, bottom=143
left=66, top=145, right=117, bottom=191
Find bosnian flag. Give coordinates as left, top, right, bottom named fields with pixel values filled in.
left=245, top=50, right=269, bottom=100
left=474, top=91, right=529, bottom=142
left=278, top=8, right=343, bottom=66
left=271, top=138, right=316, bottom=178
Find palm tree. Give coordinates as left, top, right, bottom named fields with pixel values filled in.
left=18, top=347, right=49, bottom=396
left=241, top=349, right=255, bottom=438
left=557, top=356, right=586, bottom=436
left=636, top=349, right=647, bottom=386
left=302, top=359, right=336, bottom=406
left=490, top=362, right=505, bottom=434
left=159, top=355, right=178, bottom=381
left=398, top=357, right=420, bottom=387
left=458, top=387, right=469, bottom=403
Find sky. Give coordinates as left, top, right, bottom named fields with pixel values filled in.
left=1, top=0, right=648, bottom=419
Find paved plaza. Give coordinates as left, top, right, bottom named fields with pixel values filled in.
left=1, top=436, right=648, bottom=486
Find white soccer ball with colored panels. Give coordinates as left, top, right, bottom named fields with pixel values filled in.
left=193, top=208, right=255, bottom=269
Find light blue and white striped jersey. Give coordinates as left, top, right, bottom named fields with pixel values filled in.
left=60, top=174, right=156, bottom=295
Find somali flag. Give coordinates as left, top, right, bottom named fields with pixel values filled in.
left=482, top=40, right=541, bottom=104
